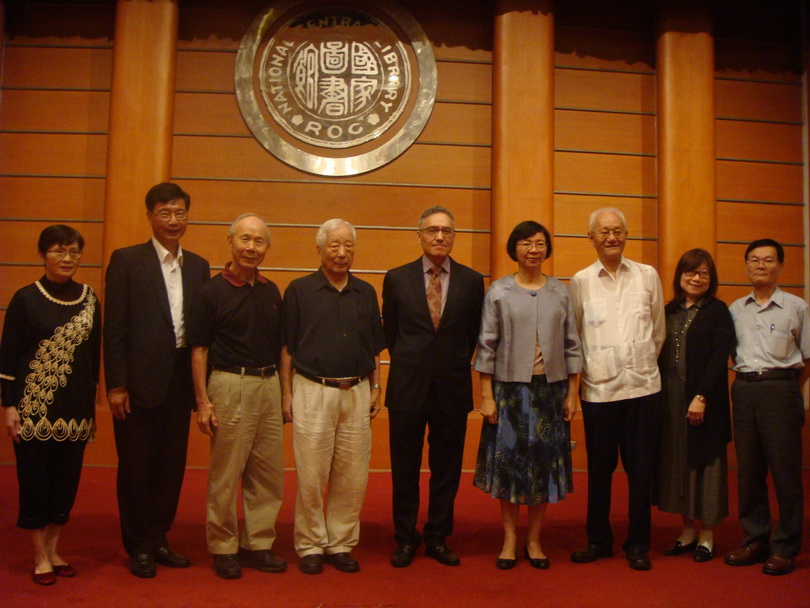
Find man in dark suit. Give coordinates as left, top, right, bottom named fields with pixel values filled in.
left=104, top=183, right=210, bottom=578
left=382, top=206, right=484, bottom=567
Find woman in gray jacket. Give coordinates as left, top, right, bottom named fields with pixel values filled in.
left=473, top=221, right=582, bottom=570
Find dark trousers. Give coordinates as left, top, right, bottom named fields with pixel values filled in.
left=388, top=383, right=469, bottom=547
left=581, top=392, right=661, bottom=553
left=113, top=353, right=192, bottom=557
left=732, top=377, right=805, bottom=558
left=14, top=439, right=86, bottom=529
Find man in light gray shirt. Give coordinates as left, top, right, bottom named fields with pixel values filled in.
left=725, top=238, right=810, bottom=576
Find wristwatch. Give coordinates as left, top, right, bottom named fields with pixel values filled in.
left=370, top=384, right=381, bottom=390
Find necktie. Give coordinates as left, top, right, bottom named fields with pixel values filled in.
left=427, top=265, right=442, bottom=330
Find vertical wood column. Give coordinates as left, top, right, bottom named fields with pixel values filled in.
left=657, top=2, right=716, bottom=298
left=103, top=0, right=179, bottom=260
left=491, top=1, right=555, bottom=281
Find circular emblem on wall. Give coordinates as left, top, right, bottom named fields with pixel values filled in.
left=235, top=0, right=437, bottom=176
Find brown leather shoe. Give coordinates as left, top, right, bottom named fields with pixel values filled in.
left=724, top=540, right=768, bottom=566
left=762, top=554, right=795, bottom=575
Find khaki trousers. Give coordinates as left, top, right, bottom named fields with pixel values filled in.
left=292, top=374, right=371, bottom=556
left=206, top=369, right=284, bottom=554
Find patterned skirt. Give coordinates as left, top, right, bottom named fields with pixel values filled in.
left=473, top=375, right=573, bottom=505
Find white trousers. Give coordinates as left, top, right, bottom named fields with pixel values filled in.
left=292, top=374, right=371, bottom=556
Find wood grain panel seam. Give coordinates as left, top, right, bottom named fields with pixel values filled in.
left=1, top=86, right=111, bottom=93
left=555, top=233, right=658, bottom=242
left=193, top=221, right=489, bottom=233
left=556, top=148, right=655, bottom=158
left=719, top=239, right=804, bottom=247
left=0, top=262, right=103, bottom=269
left=717, top=198, right=804, bottom=207
left=1, top=129, right=108, bottom=136
left=4, top=43, right=113, bottom=50
left=717, top=157, right=802, bottom=166
left=555, top=65, right=655, bottom=76
left=716, top=116, right=802, bottom=127
left=715, top=75, right=801, bottom=86
left=0, top=217, right=104, bottom=222
left=555, top=190, right=657, bottom=199
left=556, top=106, right=656, bottom=117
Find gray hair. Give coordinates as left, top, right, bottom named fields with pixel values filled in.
left=316, top=218, right=356, bottom=248
left=588, top=207, right=628, bottom=232
left=229, top=213, right=271, bottom=243
left=418, top=206, right=455, bottom=229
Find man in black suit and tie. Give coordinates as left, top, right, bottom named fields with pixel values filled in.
left=104, top=183, right=210, bottom=578
left=382, top=206, right=485, bottom=567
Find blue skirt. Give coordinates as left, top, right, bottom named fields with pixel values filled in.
left=473, top=375, right=573, bottom=505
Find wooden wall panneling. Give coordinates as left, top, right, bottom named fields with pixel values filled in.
left=555, top=68, right=656, bottom=114
left=0, top=176, right=105, bottom=218
left=172, top=137, right=491, bottom=189
left=716, top=160, right=802, bottom=204
left=174, top=179, right=490, bottom=228
left=715, top=79, right=802, bottom=123
left=0, top=89, right=110, bottom=133
left=716, top=201, right=804, bottom=245
left=554, top=151, right=656, bottom=198
left=1, top=45, right=112, bottom=89
left=716, top=119, right=802, bottom=163
left=0, top=132, right=107, bottom=176
left=555, top=109, right=655, bottom=156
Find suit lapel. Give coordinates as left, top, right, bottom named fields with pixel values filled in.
left=141, top=241, right=173, bottom=328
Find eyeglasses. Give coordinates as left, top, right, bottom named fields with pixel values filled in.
left=592, top=229, right=626, bottom=239
left=683, top=270, right=710, bottom=280
left=153, top=209, right=187, bottom=221
left=746, top=257, right=778, bottom=267
left=516, top=240, right=547, bottom=251
left=46, top=248, right=83, bottom=260
left=420, top=227, right=455, bottom=237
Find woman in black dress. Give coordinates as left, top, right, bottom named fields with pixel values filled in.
left=657, top=249, right=734, bottom=562
left=1, top=225, right=101, bottom=585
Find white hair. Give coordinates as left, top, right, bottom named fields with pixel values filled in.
left=588, top=207, right=628, bottom=232
left=229, top=212, right=271, bottom=242
left=316, top=218, right=356, bottom=248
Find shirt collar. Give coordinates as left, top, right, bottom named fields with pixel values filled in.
left=422, top=255, right=451, bottom=274
left=595, top=256, right=628, bottom=277
left=151, top=236, right=184, bottom=266
left=744, top=286, right=784, bottom=308
left=315, top=267, right=358, bottom=291
left=222, top=261, right=268, bottom=287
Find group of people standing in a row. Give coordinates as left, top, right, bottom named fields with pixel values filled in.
left=1, top=183, right=807, bottom=587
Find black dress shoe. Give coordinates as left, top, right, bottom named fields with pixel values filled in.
left=213, top=554, right=241, bottom=579
left=237, top=548, right=287, bottom=573
left=154, top=545, right=190, bottom=568
left=299, top=553, right=324, bottom=575
left=627, top=550, right=651, bottom=571
left=130, top=553, right=156, bottom=578
left=326, top=552, right=360, bottom=573
left=525, top=547, right=550, bottom=569
left=663, top=539, right=697, bottom=556
left=693, top=545, right=713, bottom=562
left=571, top=544, right=613, bottom=563
left=425, top=543, right=461, bottom=566
left=391, top=543, right=418, bottom=568
left=495, top=557, right=516, bottom=570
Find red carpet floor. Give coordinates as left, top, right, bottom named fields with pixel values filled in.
left=0, top=465, right=808, bottom=608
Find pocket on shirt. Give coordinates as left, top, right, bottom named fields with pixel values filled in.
left=583, top=298, right=608, bottom=326
left=771, top=329, right=794, bottom=360
left=629, top=292, right=651, bottom=318
left=585, top=347, right=618, bottom=382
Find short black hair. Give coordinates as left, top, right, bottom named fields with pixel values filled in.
left=744, top=238, right=784, bottom=264
left=671, top=248, right=718, bottom=303
left=38, top=224, right=84, bottom=256
left=506, top=221, right=553, bottom=261
left=145, top=182, right=190, bottom=212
